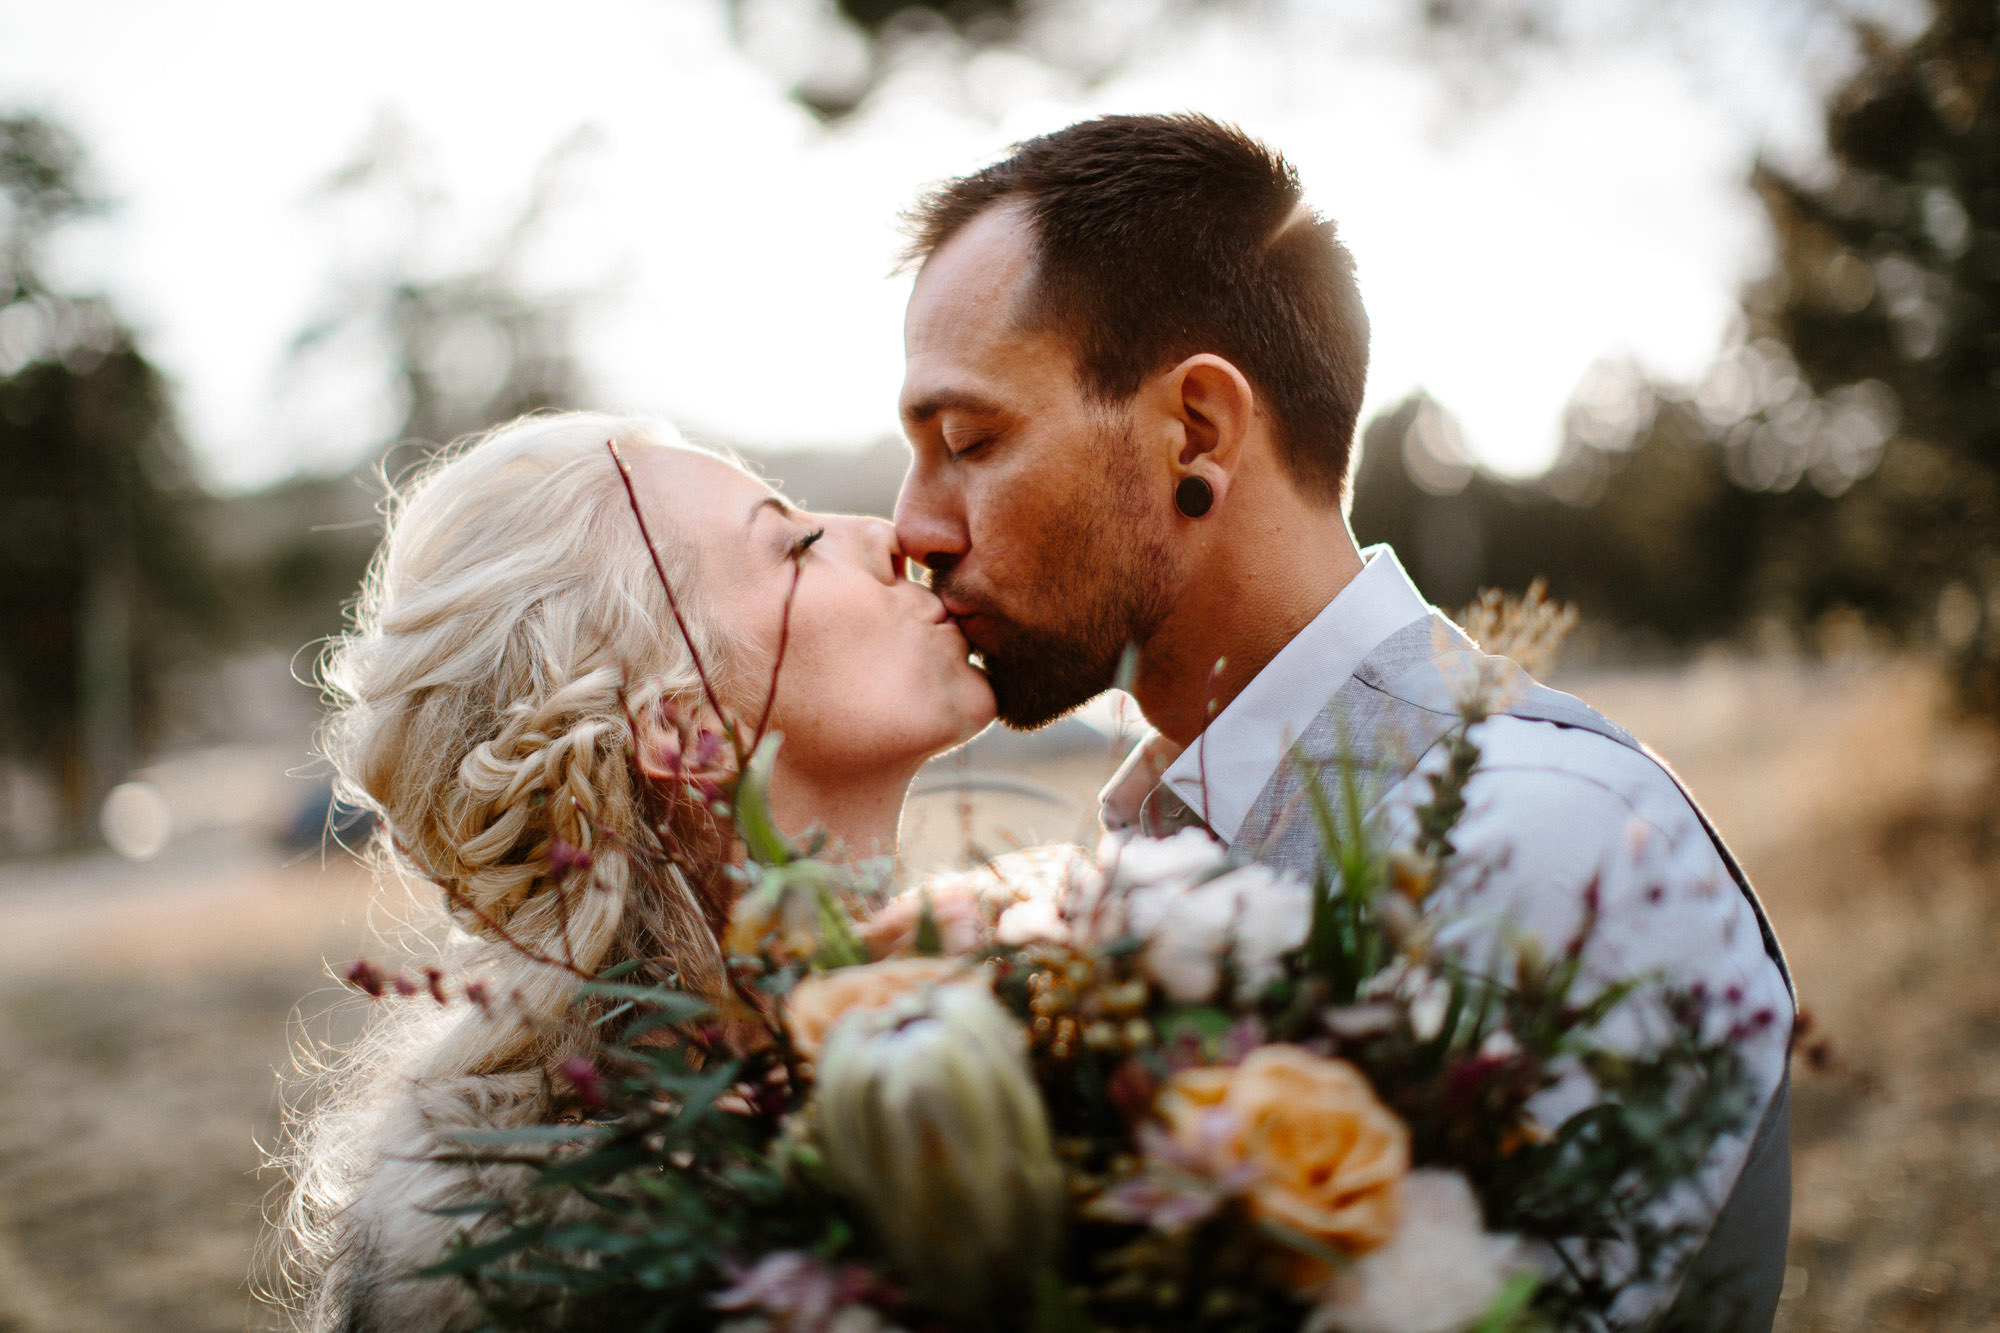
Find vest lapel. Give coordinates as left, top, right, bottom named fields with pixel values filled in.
left=1233, top=612, right=1794, bottom=999
left=1233, top=614, right=1460, bottom=866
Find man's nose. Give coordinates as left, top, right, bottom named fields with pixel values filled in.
left=891, top=461, right=968, bottom=576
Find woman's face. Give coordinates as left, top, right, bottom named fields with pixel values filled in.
left=630, top=445, right=995, bottom=786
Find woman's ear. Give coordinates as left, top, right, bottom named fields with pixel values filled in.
left=632, top=695, right=733, bottom=786
left=1156, top=354, right=1255, bottom=512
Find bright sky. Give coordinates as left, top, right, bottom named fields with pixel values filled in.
left=1, top=0, right=1864, bottom=491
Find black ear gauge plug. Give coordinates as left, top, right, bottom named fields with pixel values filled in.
left=1175, top=475, right=1214, bottom=518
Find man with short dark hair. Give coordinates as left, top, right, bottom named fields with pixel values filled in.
left=893, top=113, right=1794, bottom=1329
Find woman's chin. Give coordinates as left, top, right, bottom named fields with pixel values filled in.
left=929, top=686, right=997, bottom=759
left=956, top=710, right=996, bottom=749
left=960, top=668, right=999, bottom=737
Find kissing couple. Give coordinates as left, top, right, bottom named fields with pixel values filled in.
left=285, top=115, right=1793, bottom=1331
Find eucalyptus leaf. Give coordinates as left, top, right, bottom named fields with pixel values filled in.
left=733, top=732, right=794, bottom=866
left=412, top=1226, right=548, bottom=1278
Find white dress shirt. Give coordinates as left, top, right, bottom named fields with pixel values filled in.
left=1101, top=545, right=1793, bottom=1325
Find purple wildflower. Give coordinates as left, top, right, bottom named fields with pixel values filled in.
left=548, top=838, right=594, bottom=878
left=557, top=1055, right=609, bottom=1112
left=342, top=959, right=387, bottom=998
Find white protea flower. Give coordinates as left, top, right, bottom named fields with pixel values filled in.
left=812, top=981, right=1063, bottom=1315
left=1074, top=829, right=1313, bottom=1004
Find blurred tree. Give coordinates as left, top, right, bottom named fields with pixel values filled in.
left=724, top=0, right=1174, bottom=122
left=1354, top=0, right=2000, bottom=713
left=1740, top=0, right=2000, bottom=707
left=289, top=115, right=594, bottom=460
left=0, top=114, right=215, bottom=849
left=1349, top=387, right=1851, bottom=650
left=725, top=0, right=1817, bottom=127
left=831, top=0, right=1022, bottom=33
left=237, top=118, right=599, bottom=658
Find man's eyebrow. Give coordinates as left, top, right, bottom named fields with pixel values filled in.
left=901, top=387, right=1007, bottom=427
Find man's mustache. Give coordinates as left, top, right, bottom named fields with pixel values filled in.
left=927, top=571, right=989, bottom=618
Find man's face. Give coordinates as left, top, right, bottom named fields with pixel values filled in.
left=895, top=205, right=1176, bottom=730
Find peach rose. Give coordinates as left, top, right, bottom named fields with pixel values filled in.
left=1156, top=1046, right=1409, bottom=1286
left=781, top=957, right=966, bottom=1064
left=861, top=846, right=1086, bottom=958
left=859, top=883, right=993, bottom=958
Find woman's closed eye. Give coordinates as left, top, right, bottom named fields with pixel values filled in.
left=788, top=527, right=826, bottom=560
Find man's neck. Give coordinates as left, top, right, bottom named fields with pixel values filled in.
left=1132, top=509, right=1365, bottom=748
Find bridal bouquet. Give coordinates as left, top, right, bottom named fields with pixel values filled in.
left=385, top=651, right=1758, bottom=1333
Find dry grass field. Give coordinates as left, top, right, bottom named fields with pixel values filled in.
left=0, top=654, right=1993, bottom=1332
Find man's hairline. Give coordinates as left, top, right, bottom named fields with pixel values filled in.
left=920, top=197, right=1138, bottom=408
left=909, top=193, right=1354, bottom=505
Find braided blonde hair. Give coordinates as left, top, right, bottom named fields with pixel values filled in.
left=277, top=412, right=744, bottom=1329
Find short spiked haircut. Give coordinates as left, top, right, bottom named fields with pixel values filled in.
left=901, top=113, right=1370, bottom=503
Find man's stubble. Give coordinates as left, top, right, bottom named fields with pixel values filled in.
left=941, top=423, right=1177, bottom=730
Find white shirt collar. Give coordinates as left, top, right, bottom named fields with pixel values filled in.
left=1099, top=544, right=1433, bottom=843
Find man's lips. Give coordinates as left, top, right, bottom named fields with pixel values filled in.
left=934, top=590, right=999, bottom=653
left=947, top=615, right=994, bottom=658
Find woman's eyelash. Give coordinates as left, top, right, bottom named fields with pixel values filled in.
left=788, top=528, right=826, bottom=559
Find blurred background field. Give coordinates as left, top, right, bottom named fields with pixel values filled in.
left=0, top=653, right=1995, bottom=1331
left=2, top=0, right=1997, bottom=1329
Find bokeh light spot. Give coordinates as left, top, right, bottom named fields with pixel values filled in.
left=101, top=780, right=173, bottom=861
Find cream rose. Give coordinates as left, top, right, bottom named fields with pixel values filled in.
left=858, top=882, right=994, bottom=958
left=1305, top=1169, right=1524, bottom=1333
left=1074, top=830, right=1313, bottom=1003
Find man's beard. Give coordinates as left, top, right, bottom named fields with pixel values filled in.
left=939, top=436, right=1175, bottom=730
left=968, top=604, right=1149, bottom=730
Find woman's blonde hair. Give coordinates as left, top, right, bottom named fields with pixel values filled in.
left=276, top=411, right=742, bottom=1328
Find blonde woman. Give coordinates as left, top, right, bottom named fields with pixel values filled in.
left=278, top=412, right=994, bottom=1330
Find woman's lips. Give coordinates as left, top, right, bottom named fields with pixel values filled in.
left=933, top=591, right=997, bottom=653
left=947, top=615, right=992, bottom=658
left=914, top=585, right=953, bottom=625
left=922, top=595, right=977, bottom=650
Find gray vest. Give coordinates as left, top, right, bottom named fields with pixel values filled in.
left=1191, top=614, right=1793, bottom=1332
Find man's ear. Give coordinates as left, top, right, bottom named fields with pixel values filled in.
left=1155, top=354, right=1255, bottom=506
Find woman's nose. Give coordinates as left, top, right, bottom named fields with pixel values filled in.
left=847, top=515, right=904, bottom=585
